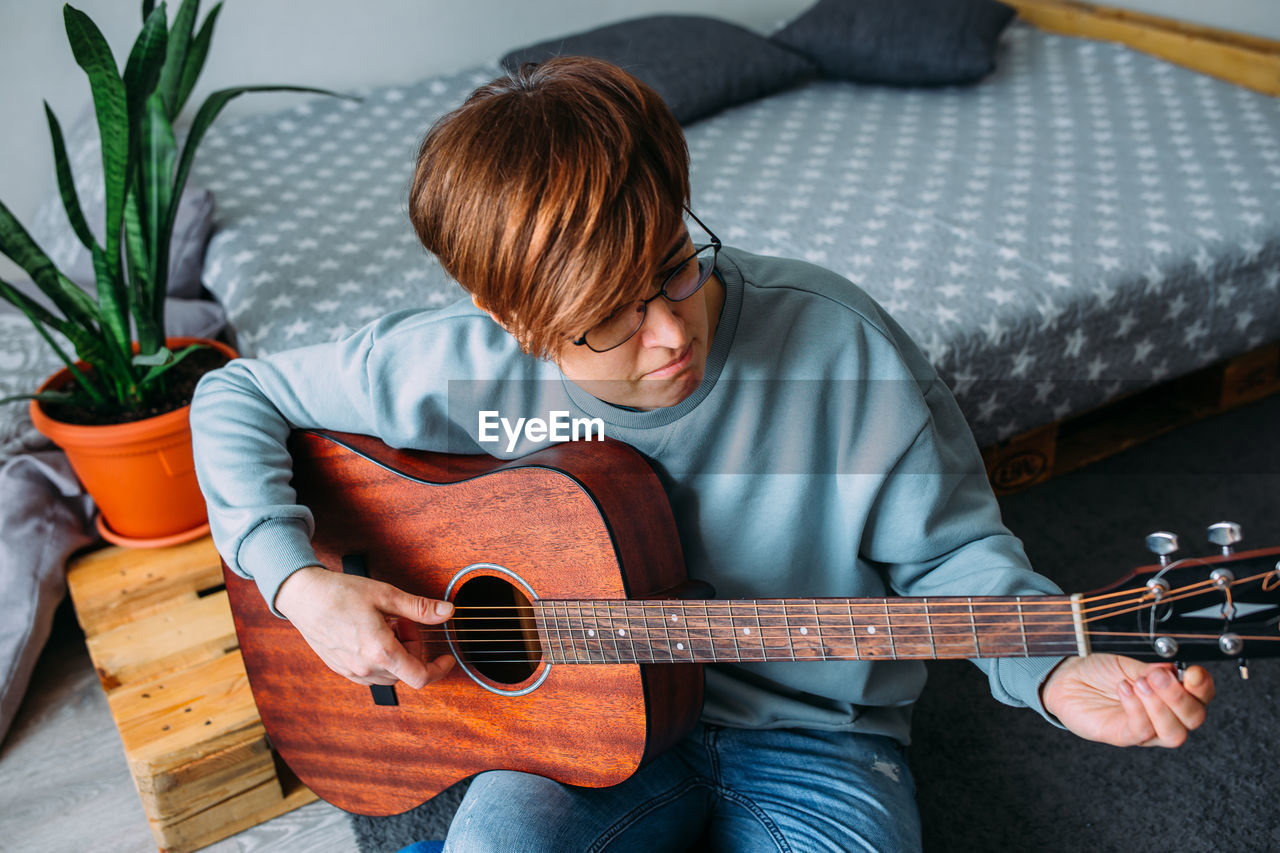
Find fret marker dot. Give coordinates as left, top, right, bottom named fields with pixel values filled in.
left=800, top=627, right=809, bottom=635
left=618, top=629, right=626, bottom=636
left=677, top=642, right=685, bottom=650
left=587, top=629, right=595, bottom=637
left=867, top=626, right=876, bottom=634
left=670, top=614, right=678, bottom=621
left=743, top=627, right=751, bottom=635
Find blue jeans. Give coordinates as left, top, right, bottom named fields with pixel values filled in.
left=443, top=722, right=922, bottom=852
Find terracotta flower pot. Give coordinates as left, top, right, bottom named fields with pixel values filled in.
left=29, top=336, right=237, bottom=548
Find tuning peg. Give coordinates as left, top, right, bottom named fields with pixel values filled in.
left=1207, top=521, right=1242, bottom=555
left=1145, top=531, right=1180, bottom=566
left=1238, top=659, right=1250, bottom=680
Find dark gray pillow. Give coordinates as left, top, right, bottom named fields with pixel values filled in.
left=500, top=15, right=818, bottom=125
left=772, top=0, right=1016, bottom=86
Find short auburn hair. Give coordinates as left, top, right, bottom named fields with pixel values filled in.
left=408, top=56, right=690, bottom=359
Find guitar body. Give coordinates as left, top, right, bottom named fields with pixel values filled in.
left=224, top=431, right=702, bottom=816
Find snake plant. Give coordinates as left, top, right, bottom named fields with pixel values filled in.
left=0, top=1, right=340, bottom=416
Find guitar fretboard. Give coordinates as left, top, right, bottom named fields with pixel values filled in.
left=534, top=596, right=1080, bottom=664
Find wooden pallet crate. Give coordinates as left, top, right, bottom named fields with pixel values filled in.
left=982, top=342, right=1280, bottom=494
left=65, top=536, right=316, bottom=853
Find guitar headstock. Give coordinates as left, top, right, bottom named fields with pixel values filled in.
left=1083, top=522, right=1280, bottom=675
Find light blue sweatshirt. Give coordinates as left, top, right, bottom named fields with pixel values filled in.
left=190, top=247, right=1065, bottom=743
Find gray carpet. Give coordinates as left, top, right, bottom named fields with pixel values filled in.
left=351, top=394, right=1280, bottom=852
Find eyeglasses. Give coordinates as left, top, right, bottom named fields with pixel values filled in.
left=572, top=209, right=721, bottom=353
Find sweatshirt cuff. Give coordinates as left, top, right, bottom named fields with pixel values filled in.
left=238, top=518, right=320, bottom=618
left=1006, top=654, right=1070, bottom=729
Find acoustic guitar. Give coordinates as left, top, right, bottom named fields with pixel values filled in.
left=223, top=430, right=1280, bottom=816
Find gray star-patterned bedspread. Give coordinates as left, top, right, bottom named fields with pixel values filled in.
left=187, top=23, right=1280, bottom=447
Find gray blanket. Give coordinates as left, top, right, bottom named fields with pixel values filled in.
left=0, top=452, right=96, bottom=737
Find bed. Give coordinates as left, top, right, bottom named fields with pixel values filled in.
left=185, top=18, right=1280, bottom=464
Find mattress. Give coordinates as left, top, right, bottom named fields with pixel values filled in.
left=189, top=22, right=1280, bottom=446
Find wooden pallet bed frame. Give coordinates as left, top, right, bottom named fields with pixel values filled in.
left=981, top=342, right=1280, bottom=493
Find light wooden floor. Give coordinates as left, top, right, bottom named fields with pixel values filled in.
left=0, top=600, right=361, bottom=853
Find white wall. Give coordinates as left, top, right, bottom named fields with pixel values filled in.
left=2, top=0, right=1277, bottom=282
left=1109, top=0, right=1279, bottom=38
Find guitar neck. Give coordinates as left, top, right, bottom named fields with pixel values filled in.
left=534, top=595, right=1084, bottom=664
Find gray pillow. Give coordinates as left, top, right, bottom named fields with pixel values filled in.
left=772, top=0, right=1016, bottom=86
left=500, top=15, right=818, bottom=125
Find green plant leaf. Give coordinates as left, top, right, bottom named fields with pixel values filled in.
left=138, top=342, right=204, bottom=385
left=140, top=92, right=175, bottom=322
left=0, top=390, right=72, bottom=407
left=123, top=3, right=168, bottom=128
left=0, top=389, right=111, bottom=412
left=174, top=1, right=220, bottom=117
left=64, top=5, right=130, bottom=341
left=44, top=102, right=97, bottom=253
left=123, top=187, right=156, bottom=351
left=142, top=0, right=156, bottom=22
left=158, top=0, right=199, bottom=117
left=55, top=270, right=105, bottom=329
left=0, top=197, right=101, bottom=333
left=0, top=274, right=67, bottom=333
left=90, top=242, right=130, bottom=354
left=122, top=4, right=168, bottom=345
left=132, top=345, right=172, bottom=366
left=0, top=276, right=106, bottom=405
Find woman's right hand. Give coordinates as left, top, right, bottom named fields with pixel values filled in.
left=274, top=565, right=456, bottom=689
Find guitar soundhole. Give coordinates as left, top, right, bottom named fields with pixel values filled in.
left=451, top=574, right=541, bottom=686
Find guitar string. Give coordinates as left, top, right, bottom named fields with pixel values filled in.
left=1086, top=631, right=1280, bottom=642
left=406, top=631, right=1280, bottom=645
left=405, top=611, right=1086, bottom=650
left=434, top=593, right=1187, bottom=623
left=398, top=635, right=1280, bottom=667
left=374, top=570, right=1278, bottom=663
left=397, top=588, right=1280, bottom=658
left=422, top=568, right=1275, bottom=623
left=403, top=601, right=1257, bottom=641
left=411, top=615, right=1119, bottom=638
left=426, top=571, right=1264, bottom=618
left=394, top=629, right=1280, bottom=665
left=401, top=573, right=1270, bottom=637
left=419, top=610, right=1079, bottom=630
left=401, top=631, right=1085, bottom=645
left=416, top=618, right=1084, bottom=638
left=441, top=598, right=1080, bottom=610
left=397, top=581, right=1276, bottom=651
left=1078, top=579, right=1262, bottom=623
left=398, top=628, right=1280, bottom=648
left=403, top=642, right=1091, bottom=664
left=385, top=562, right=1277, bottom=616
